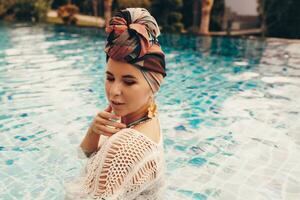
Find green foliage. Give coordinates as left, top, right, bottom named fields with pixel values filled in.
left=73, top=0, right=93, bottom=15
left=11, top=1, right=37, bottom=21
left=164, top=22, right=184, bottom=32
left=51, top=0, right=68, bottom=9
left=0, top=0, right=52, bottom=21
left=258, top=0, right=300, bottom=38
left=34, top=0, right=53, bottom=21
left=52, top=0, right=98, bottom=16
left=182, top=0, right=224, bottom=32
left=181, top=0, right=194, bottom=28
left=210, top=0, right=225, bottom=31
left=165, top=0, right=183, bottom=9
left=151, top=0, right=184, bottom=33
left=116, top=0, right=152, bottom=9
left=167, top=12, right=182, bottom=24
left=52, top=0, right=91, bottom=15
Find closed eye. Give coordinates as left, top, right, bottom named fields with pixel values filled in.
left=124, top=80, right=136, bottom=86
left=106, top=77, right=135, bottom=86
left=106, top=77, right=114, bottom=81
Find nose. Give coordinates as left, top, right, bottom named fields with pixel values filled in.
left=110, top=81, right=122, bottom=96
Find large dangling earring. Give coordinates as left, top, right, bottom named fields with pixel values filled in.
left=147, top=98, right=157, bottom=119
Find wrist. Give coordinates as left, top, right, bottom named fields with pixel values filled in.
left=88, top=126, right=100, bottom=137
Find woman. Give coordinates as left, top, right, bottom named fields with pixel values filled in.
left=65, top=8, right=167, bottom=200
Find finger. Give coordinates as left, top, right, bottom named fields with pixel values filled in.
left=94, top=124, right=120, bottom=135
left=92, top=126, right=114, bottom=137
left=98, top=110, right=119, bottom=120
left=101, top=132, right=114, bottom=137
left=104, top=104, right=112, bottom=112
left=96, top=116, right=126, bottom=129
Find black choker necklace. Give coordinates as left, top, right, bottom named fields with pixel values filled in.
left=126, top=115, right=152, bottom=128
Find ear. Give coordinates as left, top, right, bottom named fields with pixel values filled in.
left=149, top=93, right=154, bottom=100
left=150, top=95, right=157, bottom=105
left=147, top=95, right=153, bottom=104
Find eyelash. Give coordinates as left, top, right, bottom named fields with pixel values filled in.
left=106, top=77, right=136, bottom=86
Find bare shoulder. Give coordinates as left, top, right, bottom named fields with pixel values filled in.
left=132, top=117, right=161, bottom=144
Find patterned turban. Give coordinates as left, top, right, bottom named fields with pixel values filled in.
left=104, top=8, right=166, bottom=93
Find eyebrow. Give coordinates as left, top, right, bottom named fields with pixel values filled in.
left=106, top=71, right=137, bottom=79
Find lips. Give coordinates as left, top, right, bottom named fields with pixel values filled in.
left=111, top=100, right=125, bottom=107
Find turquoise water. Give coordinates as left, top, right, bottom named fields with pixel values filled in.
left=1, top=22, right=300, bottom=200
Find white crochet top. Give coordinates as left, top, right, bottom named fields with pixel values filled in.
left=65, top=128, right=165, bottom=200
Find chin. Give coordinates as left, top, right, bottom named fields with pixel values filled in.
left=112, top=109, right=126, bottom=117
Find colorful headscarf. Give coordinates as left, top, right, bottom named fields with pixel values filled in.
left=104, top=8, right=166, bottom=93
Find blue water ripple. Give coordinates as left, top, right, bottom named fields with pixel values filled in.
left=188, top=157, right=207, bottom=167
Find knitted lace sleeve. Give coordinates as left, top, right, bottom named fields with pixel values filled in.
left=83, top=128, right=161, bottom=200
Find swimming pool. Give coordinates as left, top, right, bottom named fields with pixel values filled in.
left=0, top=22, right=299, bottom=200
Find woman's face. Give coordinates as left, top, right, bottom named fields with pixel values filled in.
left=105, top=58, right=152, bottom=117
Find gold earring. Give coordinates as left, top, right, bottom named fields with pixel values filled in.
left=147, top=98, right=157, bottom=119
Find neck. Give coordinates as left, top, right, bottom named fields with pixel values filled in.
left=121, top=103, right=149, bottom=126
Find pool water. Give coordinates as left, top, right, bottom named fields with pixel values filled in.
left=0, top=22, right=300, bottom=200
